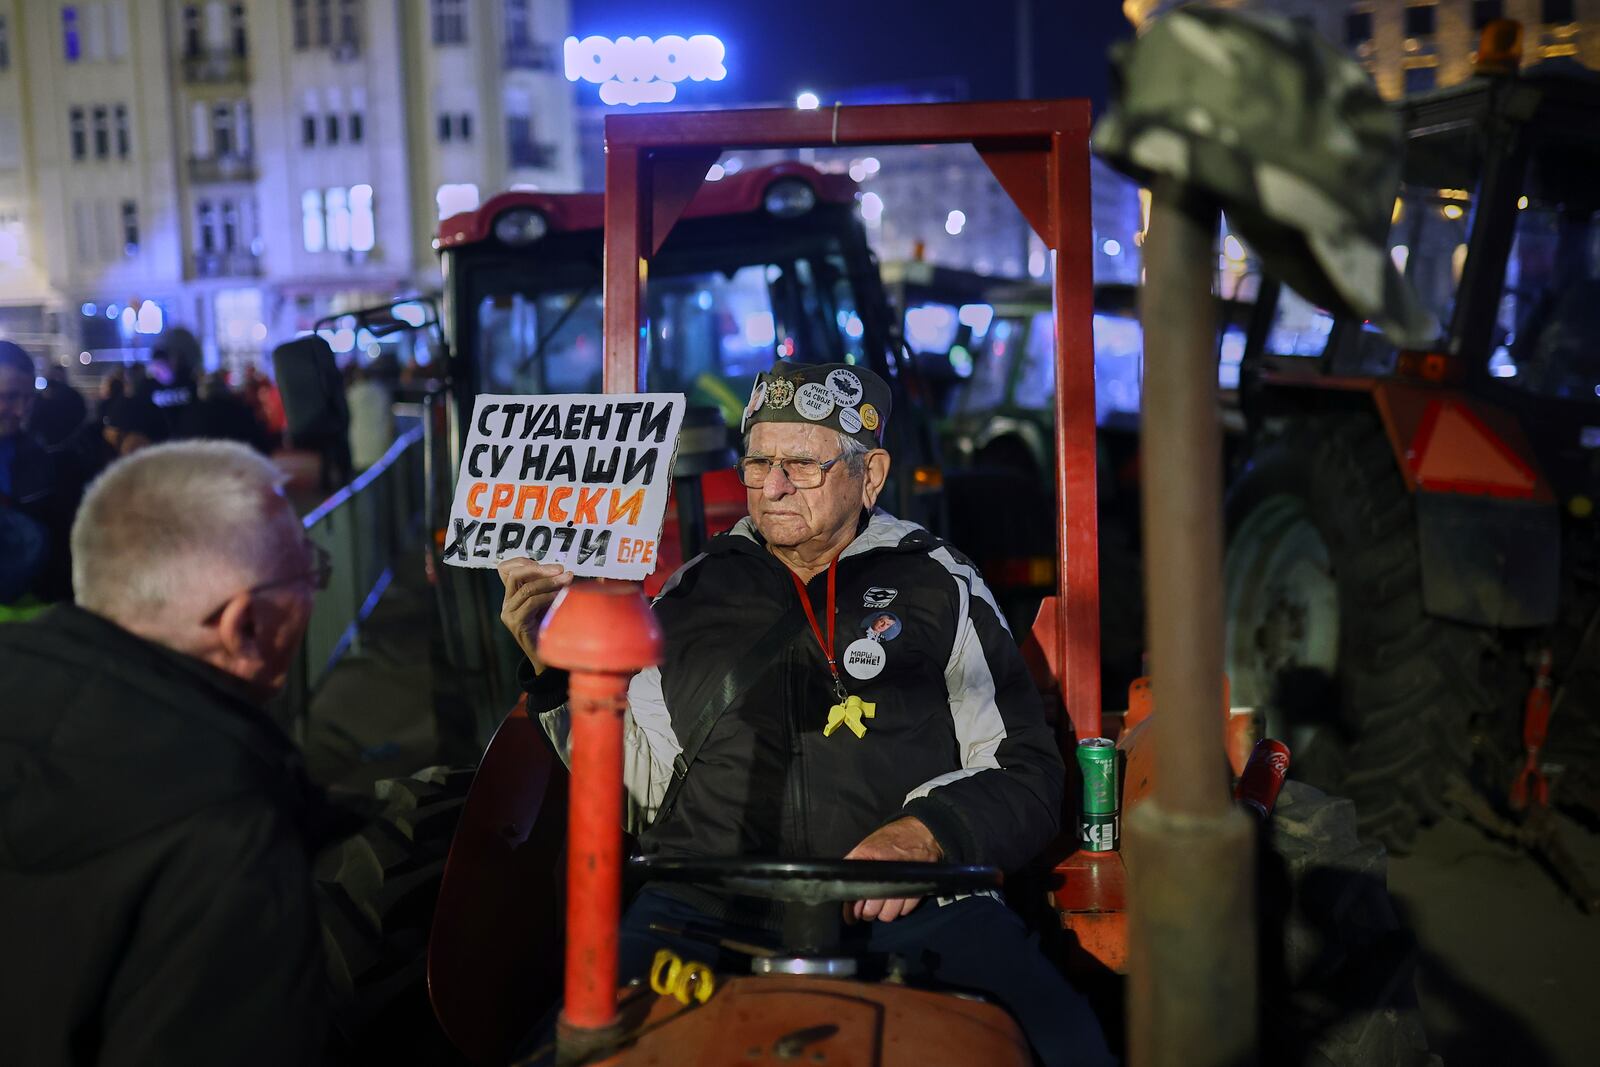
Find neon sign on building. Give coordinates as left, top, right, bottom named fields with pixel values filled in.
left=564, top=35, right=728, bottom=106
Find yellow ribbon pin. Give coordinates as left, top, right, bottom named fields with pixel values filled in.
left=824, top=695, right=876, bottom=739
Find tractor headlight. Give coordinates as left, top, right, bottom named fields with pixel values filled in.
left=764, top=178, right=817, bottom=219
left=493, top=208, right=549, bottom=245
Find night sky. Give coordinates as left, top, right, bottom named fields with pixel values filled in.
left=569, top=0, right=1134, bottom=113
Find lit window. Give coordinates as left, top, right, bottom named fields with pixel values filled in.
left=121, top=200, right=139, bottom=256
left=82, top=1, right=105, bottom=61
left=301, top=189, right=324, bottom=251
left=114, top=104, right=129, bottom=159
left=107, top=2, right=128, bottom=58
left=350, top=184, right=374, bottom=252
left=436, top=182, right=479, bottom=220
left=325, top=186, right=350, bottom=251
left=63, top=7, right=80, bottom=62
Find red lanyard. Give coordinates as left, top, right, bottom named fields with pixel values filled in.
left=790, top=559, right=847, bottom=701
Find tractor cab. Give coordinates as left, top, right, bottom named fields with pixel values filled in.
left=347, top=163, right=947, bottom=738
left=1223, top=27, right=1600, bottom=853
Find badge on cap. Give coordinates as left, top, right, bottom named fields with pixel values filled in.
left=794, top=382, right=835, bottom=421
left=741, top=380, right=767, bottom=433
left=859, top=403, right=880, bottom=432
left=842, top=637, right=886, bottom=680
left=766, top=378, right=795, bottom=409
left=826, top=368, right=864, bottom=407
left=838, top=406, right=862, bottom=434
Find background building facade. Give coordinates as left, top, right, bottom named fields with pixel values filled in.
left=0, top=0, right=579, bottom=376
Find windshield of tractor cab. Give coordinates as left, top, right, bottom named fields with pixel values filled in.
left=1483, top=131, right=1600, bottom=401
left=471, top=231, right=872, bottom=428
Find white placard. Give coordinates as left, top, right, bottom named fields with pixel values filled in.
left=442, top=393, right=687, bottom=580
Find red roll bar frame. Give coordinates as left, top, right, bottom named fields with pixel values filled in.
left=599, top=100, right=1103, bottom=742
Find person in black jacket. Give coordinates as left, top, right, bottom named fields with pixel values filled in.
left=0, top=440, right=337, bottom=1066
left=498, top=362, right=1113, bottom=1067
left=0, top=340, right=74, bottom=607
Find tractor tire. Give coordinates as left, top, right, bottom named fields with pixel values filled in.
left=1225, top=413, right=1493, bottom=851
left=1260, top=781, right=1437, bottom=1067
left=315, top=766, right=474, bottom=1064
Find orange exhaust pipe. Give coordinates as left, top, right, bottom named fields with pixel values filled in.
left=537, top=579, right=663, bottom=1050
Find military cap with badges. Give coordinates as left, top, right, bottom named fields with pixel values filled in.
left=741, top=361, right=892, bottom=449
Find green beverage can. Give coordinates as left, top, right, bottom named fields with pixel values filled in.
left=1076, top=738, right=1119, bottom=852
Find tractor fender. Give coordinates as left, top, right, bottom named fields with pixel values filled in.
left=972, top=416, right=1050, bottom=477
left=1258, top=377, right=1560, bottom=628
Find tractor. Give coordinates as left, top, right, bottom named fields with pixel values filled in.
left=371, top=25, right=1431, bottom=1059
left=1221, top=21, right=1600, bottom=860
left=320, top=162, right=951, bottom=743
left=311, top=11, right=1441, bottom=1066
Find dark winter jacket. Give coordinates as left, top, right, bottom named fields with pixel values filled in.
left=530, top=511, right=1064, bottom=919
left=0, top=605, right=334, bottom=1066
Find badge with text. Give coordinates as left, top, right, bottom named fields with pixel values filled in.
left=843, top=637, right=886, bottom=680
left=793, top=382, right=835, bottom=421
left=862, top=586, right=897, bottom=608
left=443, top=393, right=686, bottom=579
left=826, top=368, right=864, bottom=407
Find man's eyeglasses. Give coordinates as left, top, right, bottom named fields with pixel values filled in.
left=737, top=454, right=849, bottom=490
left=200, top=541, right=333, bottom=625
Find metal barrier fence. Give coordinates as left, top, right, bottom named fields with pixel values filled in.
left=278, top=418, right=425, bottom=729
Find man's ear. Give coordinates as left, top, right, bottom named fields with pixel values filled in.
left=215, top=591, right=265, bottom=672
left=861, top=450, right=891, bottom=510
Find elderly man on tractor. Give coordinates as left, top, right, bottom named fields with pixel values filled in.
left=499, top=360, right=1114, bottom=1066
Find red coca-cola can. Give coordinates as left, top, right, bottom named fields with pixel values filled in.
left=1235, top=738, right=1291, bottom=819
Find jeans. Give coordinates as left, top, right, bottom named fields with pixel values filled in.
left=620, top=888, right=1117, bottom=1067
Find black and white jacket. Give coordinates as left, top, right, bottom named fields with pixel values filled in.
left=533, top=510, right=1064, bottom=881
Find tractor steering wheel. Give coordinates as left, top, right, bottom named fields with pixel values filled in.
left=629, top=856, right=1001, bottom=906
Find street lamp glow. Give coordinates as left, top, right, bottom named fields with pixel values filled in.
left=860, top=191, right=884, bottom=224
left=795, top=91, right=820, bottom=110
left=945, top=209, right=966, bottom=236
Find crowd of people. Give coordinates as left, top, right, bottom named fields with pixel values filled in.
left=0, top=335, right=400, bottom=619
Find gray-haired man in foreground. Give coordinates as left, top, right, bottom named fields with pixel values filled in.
left=0, top=441, right=336, bottom=1066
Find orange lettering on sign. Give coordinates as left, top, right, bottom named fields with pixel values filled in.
left=607, top=488, right=645, bottom=525
left=575, top=486, right=606, bottom=524
left=466, top=482, right=488, bottom=518
left=488, top=483, right=515, bottom=518
left=548, top=486, right=573, bottom=522
left=514, top=483, right=544, bottom=520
